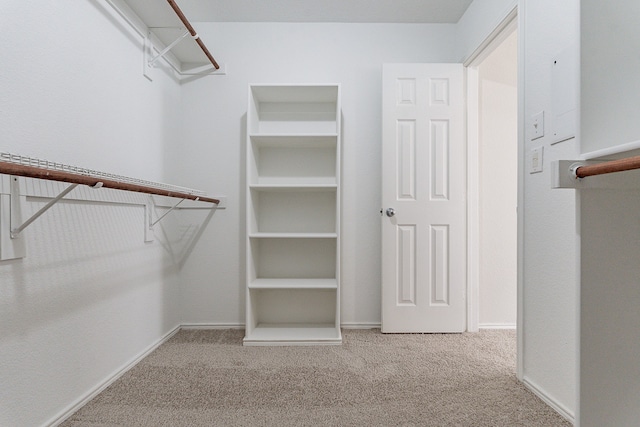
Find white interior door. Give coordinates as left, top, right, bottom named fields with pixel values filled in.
left=381, top=63, right=466, bottom=333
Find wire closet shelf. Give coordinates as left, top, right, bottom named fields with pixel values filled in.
left=0, top=152, right=219, bottom=204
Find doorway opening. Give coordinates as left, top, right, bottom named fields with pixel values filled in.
left=466, top=16, right=518, bottom=333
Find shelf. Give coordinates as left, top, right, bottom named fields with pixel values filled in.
left=248, top=278, right=338, bottom=290
left=248, top=237, right=337, bottom=279
left=250, top=85, right=340, bottom=104
left=249, top=184, right=337, bottom=191
left=245, top=84, right=340, bottom=346
left=248, top=288, right=337, bottom=323
left=248, top=137, right=337, bottom=186
left=249, top=85, right=339, bottom=135
left=249, top=232, right=337, bottom=239
left=249, top=134, right=338, bottom=145
left=248, top=188, right=336, bottom=234
left=243, top=324, right=342, bottom=346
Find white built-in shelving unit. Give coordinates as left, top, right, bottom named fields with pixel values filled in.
left=244, top=84, right=341, bottom=346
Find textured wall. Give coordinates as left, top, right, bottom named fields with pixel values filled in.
left=0, top=2, right=185, bottom=425
left=520, top=0, right=579, bottom=419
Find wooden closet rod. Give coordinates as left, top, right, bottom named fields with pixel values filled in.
left=575, top=155, right=640, bottom=178
left=167, top=0, right=220, bottom=70
left=0, top=161, right=220, bottom=204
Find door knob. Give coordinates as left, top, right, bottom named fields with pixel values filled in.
left=386, top=208, right=396, bottom=217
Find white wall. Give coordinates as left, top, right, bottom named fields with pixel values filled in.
left=477, top=31, right=518, bottom=327
left=172, top=23, right=458, bottom=327
left=519, top=0, right=579, bottom=420
left=580, top=1, right=640, bottom=425
left=581, top=1, right=640, bottom=154
left=459, top=0, right=579, bottom=420
left=455, top=0, right=517, bottom=61
left=580, top=186, right=640, bottom=426
left=0, top=2, right=185, bottom=426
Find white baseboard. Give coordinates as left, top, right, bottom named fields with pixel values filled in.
left=522, top=376, right=575, bottom=425
left=341, top=322, right=381, bottom=329
left=180, top=322, right=382, bottom=330
left=479, top=323, right=517, bottom=330
left=180, top=322, right=244, bottom=329
left=46, top=325, right=181, bottom=427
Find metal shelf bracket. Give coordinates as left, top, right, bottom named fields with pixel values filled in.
left=151, top=198, right=185, bottom=227
left=146, top=195, right=225, bottom=240
left=10, top=180, right=79, bottom=239
left=147, top=30, right=190, bottom=67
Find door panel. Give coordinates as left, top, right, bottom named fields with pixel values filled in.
left=382, top=63, right=466, bottom=333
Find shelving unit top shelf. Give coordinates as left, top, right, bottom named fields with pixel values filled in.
left=250, top=85, right=339, bottom=104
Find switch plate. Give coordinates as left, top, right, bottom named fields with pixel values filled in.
left=531, top=111, right=544, bottom=140
left=529, top=147, right=544, bottom=174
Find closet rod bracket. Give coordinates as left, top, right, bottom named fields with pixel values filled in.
left=10, top=181, right=79, bottom=239
left=150, top=198, right=185, bottom=227
left=147, top=30, right=190, bottom=66
left=552, top=159, right=640, bottom=190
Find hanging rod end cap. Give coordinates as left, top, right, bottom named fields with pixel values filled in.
left=569, top=163, right=583, bottom=180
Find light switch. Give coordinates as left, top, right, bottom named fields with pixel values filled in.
left=529, top=147, right=543, bottom=174
left=531, top=111, right=544, bottom=140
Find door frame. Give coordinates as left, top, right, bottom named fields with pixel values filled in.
left=463, top=5, right=524, bottom=379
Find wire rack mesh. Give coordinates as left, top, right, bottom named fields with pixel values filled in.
left=0, top=152, right=205, bottom=196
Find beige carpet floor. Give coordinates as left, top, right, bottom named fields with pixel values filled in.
left=63, top=329, right=571, bottom=426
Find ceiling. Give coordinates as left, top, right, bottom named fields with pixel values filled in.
left=122, top=0, right=474, bottom=68
left=125, top=0, right=474, bottom=25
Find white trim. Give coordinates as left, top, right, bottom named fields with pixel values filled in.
left=46, top=325, right=181, bottom=427
left=464, top=6, right=518, bottom=337
left=479, top=323, right=516, bottom=330
left=463, top=6, right=518, bottom=67
left=340, top=322, right=381, bottom=329
left=516, top=0, right=526, bottom=383
left=574, top=188, right=582, bottom=427
left=180, top=323, right=244, bottom=329
left=580, top=138, right=640, bottom=160
left=522, top=377, right=576, bottom=425
left=181, top=322, right=383, bottom=330
left=466, top=65, right=480, bottom=333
